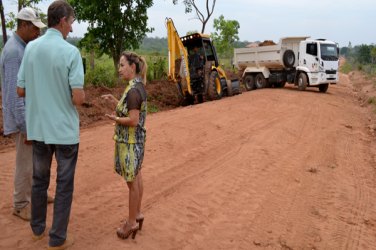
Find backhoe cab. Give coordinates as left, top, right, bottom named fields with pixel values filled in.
left=166, top=18, right=238, bottom=105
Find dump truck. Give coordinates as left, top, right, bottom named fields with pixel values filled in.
left=166, top=18, right=240, bottom=105
left=234, top=37, right=339, bottom=93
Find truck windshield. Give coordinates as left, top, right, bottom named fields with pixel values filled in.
left=320, top=44, right=338, bottom=61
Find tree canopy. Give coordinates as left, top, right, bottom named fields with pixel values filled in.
left=211, top=15, right=239, bottom=58
left=68, top=0, right=154, bottom=73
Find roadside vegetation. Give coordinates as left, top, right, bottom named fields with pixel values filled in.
left=340, top=43, right=376, bottom=112
left=340, top=43, right=376, bottom=77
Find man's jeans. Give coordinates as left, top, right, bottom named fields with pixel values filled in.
left=30, top=141, right=79, bottom=247
left=14, top=133, right=32, bottom=209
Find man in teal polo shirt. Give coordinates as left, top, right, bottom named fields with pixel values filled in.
left=17, top=0, right=85, bottom=249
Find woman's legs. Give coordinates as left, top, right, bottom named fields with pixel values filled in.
left=117, top=178, right=140, bottom=238
left=136, top=171, right=143, bottom=219
left=126, top=177, right=139, bottom=227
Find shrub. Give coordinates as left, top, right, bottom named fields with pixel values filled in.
left=85, top=66, right=117, bottom=88
left=368, top=96, right=376, bottom=105
left=147, top=103, right=159, bottom=113
left=147, top=56, right=167, bottom=81
left=340, top=62, right=353, bottom=74
left=362, top=64, right=376, bottom=76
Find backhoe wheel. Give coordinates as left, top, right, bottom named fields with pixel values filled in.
left=297, top=73, right=307, bottom=91
left=197, top=94, right=204, bottom=103
left=255, top=73, right=267, bottom=89
left=207, top=71, right=223, bottom=100
left=226, top=80, right=233, bottom=96
left=319, top=84, right=329, bottom=93
left=243, top=74, right=256, bottom=91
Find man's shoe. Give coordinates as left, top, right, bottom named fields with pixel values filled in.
left=47, top=195, right=55, bottom=204
left=48, top=236, right=74, bottom=250
left=12, top=205, right=31, bottom=221
left=32, top=231, right=45, bottom=241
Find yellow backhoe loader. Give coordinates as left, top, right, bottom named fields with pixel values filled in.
left=166, top=18, right=240, bottom=105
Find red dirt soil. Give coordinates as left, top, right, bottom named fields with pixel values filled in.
left=0, top=80, right=181, bottom=150
left=1, top=71, right=376, bottom=249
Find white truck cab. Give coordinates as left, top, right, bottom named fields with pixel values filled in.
left=298, top=39, right=339, bottom=87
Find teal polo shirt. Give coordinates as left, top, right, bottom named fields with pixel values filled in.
left=17, top=28, right=84, bottom=144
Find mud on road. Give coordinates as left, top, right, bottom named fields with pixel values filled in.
left=1, top=72, right=376, bottom=249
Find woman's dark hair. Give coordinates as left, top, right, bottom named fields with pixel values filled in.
left=47, top=0, right=74, bottom=28
left=121, top=51, right=148, bottom=84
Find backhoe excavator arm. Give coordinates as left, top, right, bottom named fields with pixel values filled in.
left=166, top=18, right=192, bottom=95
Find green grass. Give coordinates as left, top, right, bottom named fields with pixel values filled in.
left=368, top=96, right=376, bottom=105
left=340, top=62, right=353, bottom=74
left=147, top=104, right=159, bottom=113
left=367, top=97, right=376, bottom=114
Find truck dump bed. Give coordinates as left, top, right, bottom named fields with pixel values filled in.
left=234, top=36, right=309, bottom=70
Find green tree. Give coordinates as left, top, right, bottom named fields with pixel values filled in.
left=172, top=0, right=216, bottom=33
left=211, top=15, right=239, bottom=58
left=357, top=44, right=371, bottom=64
left=68, top=0, right=154, bottom=74
left=340, top=47, right=349, bottom=57
left=370, top=46, right=376, bottom=64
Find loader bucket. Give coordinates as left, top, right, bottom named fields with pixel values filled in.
left=230, top=79, right=241, bottom=95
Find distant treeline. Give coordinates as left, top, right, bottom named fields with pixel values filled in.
left=340, top=43, right=376, bottom=75
left=340, top=44, right=376, bottom=64
left=137, top=37, right=249, bottom=55
left=1, top=35, right=249, bottom=55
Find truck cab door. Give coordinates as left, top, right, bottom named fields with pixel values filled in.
left=301, top=42, right=319, bottom=73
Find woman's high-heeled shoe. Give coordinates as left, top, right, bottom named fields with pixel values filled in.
left=116, top=221, right=139, bottom=239
left=136, top=217, right=144, bottom=231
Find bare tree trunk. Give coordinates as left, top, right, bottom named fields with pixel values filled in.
left=0, top=0, right=7, bottom=45
left=189, top=0, right=216, bottom=34
left=112, top=53, right=120, bottom=78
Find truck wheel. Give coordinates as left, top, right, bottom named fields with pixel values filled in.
left=255, top=73, right=267, bottom=89
left=283, top=50, right=295, bottom=68
left=243, top=74, right=256, bottom=91
left=319, top=84, right=329, bottom=93
left=275, top=81, right=286, bottom=88
left=207, top=71, right=223, bottom=100
left=297, top=73, right=307, bottom=91
left=226, top=80, right=233, bottom=96
left=274, top=82, right=285, bottom=88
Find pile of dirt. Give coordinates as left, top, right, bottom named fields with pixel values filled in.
left=0, top=80, right=181, bottom=151
left=259, top=40, right=276, bottom=46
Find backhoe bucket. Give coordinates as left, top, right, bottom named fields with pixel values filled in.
left=229, top=79, right=241, bottom=95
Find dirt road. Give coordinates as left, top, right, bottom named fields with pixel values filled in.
left=1, top=73, right=376, bottom=249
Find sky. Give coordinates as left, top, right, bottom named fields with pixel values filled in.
left=2, top=0, right=376, bottom=47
